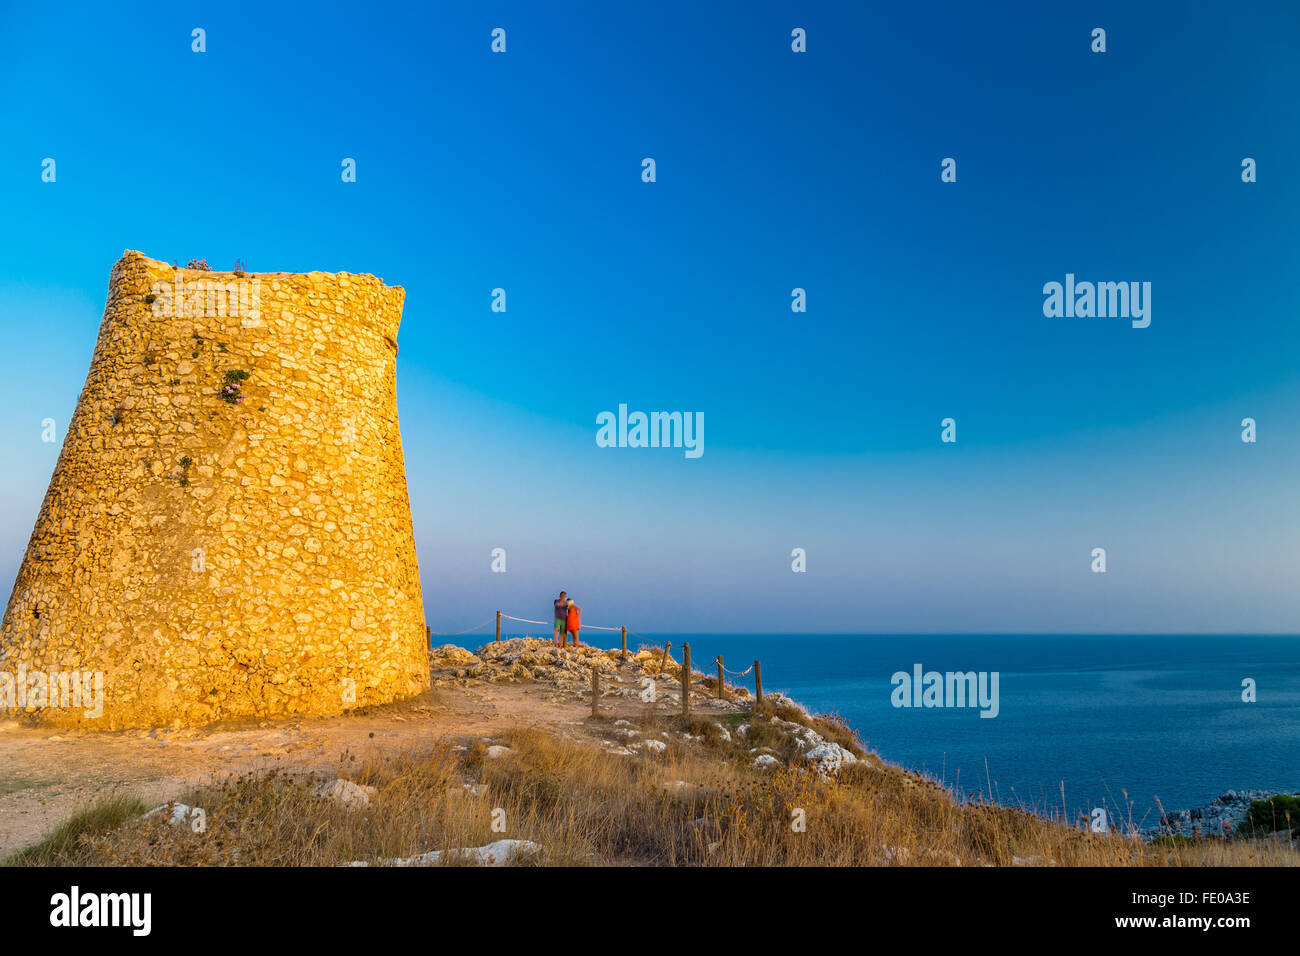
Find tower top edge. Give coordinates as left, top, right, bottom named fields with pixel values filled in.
left=114, top=250, right=406, bottom=296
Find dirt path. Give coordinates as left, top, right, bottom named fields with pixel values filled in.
left=0, top=680, right=597, bottom=857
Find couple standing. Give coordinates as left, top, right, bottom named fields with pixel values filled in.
left=553, top=591, right=582, bottom=646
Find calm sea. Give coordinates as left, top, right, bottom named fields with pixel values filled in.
left=506, top=633, right=1300, bottom=823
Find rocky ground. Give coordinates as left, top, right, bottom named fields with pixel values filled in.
left=432, top=638, right=873, bottom=774
left=431, top=637, right=751, bottom=712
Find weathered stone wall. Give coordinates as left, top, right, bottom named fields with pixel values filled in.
left=0, top=251, right=428, bottom=728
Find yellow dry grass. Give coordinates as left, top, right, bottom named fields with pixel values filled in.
left=8, top=719, right=1294, bottom=867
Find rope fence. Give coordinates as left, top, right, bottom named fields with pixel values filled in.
left=426, top=610, right=767, bottom=712
left=500, top=613, right=624, bottom=633
left=426, top=618, right=496, bottom=636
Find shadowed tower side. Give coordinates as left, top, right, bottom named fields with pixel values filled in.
left=0, top=251, right=428, bottom=728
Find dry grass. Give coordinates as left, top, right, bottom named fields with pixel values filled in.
left=7, top=724, right=1295, bottom=867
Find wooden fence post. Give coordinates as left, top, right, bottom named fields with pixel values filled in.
left=495, top=610, right=501, bottom=643
left=717, top=655, right=725, bottom=700
left=682, top=643, right=691, bottom=717
left=621, top=626, right=627, bottom=660
left=660, top=642, right=671, bottom=676
left=426, top=625, right=431, bottom=645
left=754, top=660, right=763, bottom=704
left=591, top=665, right=601, bottom=719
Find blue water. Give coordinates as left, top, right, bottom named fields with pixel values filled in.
left=523, top=633, right=1300, bottom=824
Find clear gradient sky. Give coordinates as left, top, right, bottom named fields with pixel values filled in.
left=1, top=1, right=1298, bottom=633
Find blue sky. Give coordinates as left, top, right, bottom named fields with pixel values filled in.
left=1, top=1, right=1298, bottom=633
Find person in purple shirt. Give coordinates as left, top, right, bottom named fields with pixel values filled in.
left=553, top=591, right=568, bottom=647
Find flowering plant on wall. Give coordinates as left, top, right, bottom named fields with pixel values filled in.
left=221, top=369, right=250, bottom=404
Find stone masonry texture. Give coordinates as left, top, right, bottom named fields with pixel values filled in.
left=0, top=251, right=429, bottom=728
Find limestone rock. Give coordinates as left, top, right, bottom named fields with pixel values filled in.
left=804, top=742, right=859, bottom=777
left=429, top=645, right=481, bottom=669
left=345, top=839, right=542, bottom=867
left=144, top=802, right=202, bottom=827
left=313, top=778, right=378, bottom=811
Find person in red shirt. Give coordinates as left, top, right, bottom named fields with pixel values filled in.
left=565, top=599, right=582, bottom=647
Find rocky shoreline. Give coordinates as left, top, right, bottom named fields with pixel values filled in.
left=1144, top=789, right=1300, bottom=839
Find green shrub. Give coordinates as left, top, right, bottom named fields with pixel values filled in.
left=1150, top=834, right=1199, bottom=847
left=1237, top=795, right=1300, bottom=837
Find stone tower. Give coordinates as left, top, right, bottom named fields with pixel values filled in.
left=0, top=251, right=429, bottom=728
